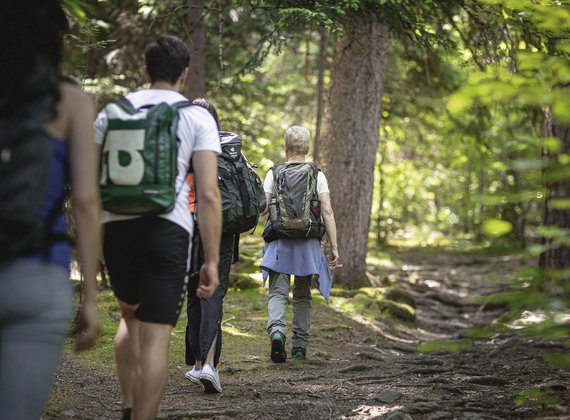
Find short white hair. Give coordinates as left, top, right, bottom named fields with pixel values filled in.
left=285, top=126, right=310, bottom=155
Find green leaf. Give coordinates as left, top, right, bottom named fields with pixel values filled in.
left=543, top=137, right=562, bottom=153
left=550, top=199, right=570, bottom=209
left=418, top=340, right=472, bottom=354
left=447, top=91, right=473, bottom=114
left=544, top=353, right=570, bottom=368
left=482, top=219, right=513, bottom=237
left=552, top=93, right=570, bottom=124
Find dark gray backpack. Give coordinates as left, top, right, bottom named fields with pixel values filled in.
left=263, top=162, right=325, bottom=242
left=217, top=131, right=265, bottom=234
left=0, top=99, right=58, bottom=260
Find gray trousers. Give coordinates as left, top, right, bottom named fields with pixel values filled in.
left=267, top=272, right=312, bottom=350
left=0, top=259, right=73, bottom=420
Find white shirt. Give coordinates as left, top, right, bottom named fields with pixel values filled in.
left=94, top=89, right=221, bottom=235
left=263, top=162, right=329, bottom=195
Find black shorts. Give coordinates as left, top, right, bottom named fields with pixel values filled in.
left=103, top=217, right=190, bottom=326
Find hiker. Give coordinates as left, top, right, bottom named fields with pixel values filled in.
left=0, top=1, right=100, bottom=418
left=260, top=126, right=339, bottom=362
left=94, top=36, right=222, bottom=420
left=184, top=98, right=265, bottom=393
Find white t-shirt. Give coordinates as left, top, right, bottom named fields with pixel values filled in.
left=263, top=162, right=329, bottom=195
left=94, top=89, right=221, bottom=235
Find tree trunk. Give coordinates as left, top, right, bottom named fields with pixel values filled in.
left=539, top=107, right=570, bottom=292
left=313, top=29, right=328, bottom=164
left=318, top=13, right=390, bottom=288
left=185, top=0, right=205, bottom=100
left=375, top=148, right=386, bottom=245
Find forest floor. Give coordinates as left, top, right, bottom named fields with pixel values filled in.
left=46, top=247, right=569, bottom=419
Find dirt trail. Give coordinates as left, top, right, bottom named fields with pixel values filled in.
left=47, top=251, right=569, bottom=419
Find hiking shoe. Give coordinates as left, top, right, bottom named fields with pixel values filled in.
left=199, top=364, right=222, bottom=394
left=291, top=347, right=306, bottom=361
left=270, top=331, right=287, bottom=363
left=184, top=365, right=201, bottom=385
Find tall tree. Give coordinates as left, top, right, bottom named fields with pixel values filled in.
left=540, top=105, right=570, bottom=285
left=312, top=29, right=328, bottom=164
left=319, top=13, right=390, bottom=287
left=252, top=0, right=459, bottom=287
left=186, top=0, right=206, bottom=99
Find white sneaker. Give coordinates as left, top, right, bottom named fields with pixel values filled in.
left=185, top=366, right=201, bottom=385
left=199, top=364, right=222, bottom=394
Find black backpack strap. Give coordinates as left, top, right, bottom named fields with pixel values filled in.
left=114, top=96, right=135, bottom=110
left=270, top=164, right=281, bottom=194
left=122, top=100, right=193, bottom=111
left=235, top=159, right=252, bottom=218
left=232, top=234, right=240, bottom=263
left=310, top=163, right=320, bottom=198
left=173, top=100, right=194, bottom=110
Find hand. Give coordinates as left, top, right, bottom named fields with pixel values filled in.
left=74, top=300, right=99, bottom=352
left=328, top=249, right=339, bottom=270
left=197, top=261, right=220, bottom=298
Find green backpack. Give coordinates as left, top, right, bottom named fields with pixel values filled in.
left=263, top=162, right=326, bottom=242
left=99, top=97, right=192, bottom=215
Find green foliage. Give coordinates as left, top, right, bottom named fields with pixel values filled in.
left=515, top=387, right=560, bottom=407
left=545, top=353, right=570, bottom=369
left=60, top=1, right=568, bottom=373
left=417, top=339, right=473, bottom=354
left=482, top=219, right=513, bottom=237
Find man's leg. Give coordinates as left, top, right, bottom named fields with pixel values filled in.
left=292, top=275, right=312, bottom=357
left=114, top=301, right=140, bottom=412
left=132, top=322, right=172, bottom=420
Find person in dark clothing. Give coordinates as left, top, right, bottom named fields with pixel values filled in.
left=0, top=1, right=100, bottom=418
left=184, top=98, right=237, bottom=394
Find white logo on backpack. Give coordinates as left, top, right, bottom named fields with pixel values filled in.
left=100, top=129, right=145, bottom=186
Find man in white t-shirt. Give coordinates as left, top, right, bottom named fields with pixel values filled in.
left=94, top=35, right=221, bottom=420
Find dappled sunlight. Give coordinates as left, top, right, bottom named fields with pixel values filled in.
left=248, top=272, right=264, bottom=282
left=223, top=325, right=256, bottom=338
left=424, top=279, right=442, bottom=288
left=350, top=404, right=404, bottom=418
left=329, top=299, right=416, bottom=344
left=366, top=254, right=396, bottom=268
left=508, top=310, right=570, bottom=330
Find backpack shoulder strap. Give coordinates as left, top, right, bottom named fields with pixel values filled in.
left=113, top=96, right=136, bottom=111
left=173, top=100, right=194, bottom=110
left=306, top=162, right=320, bottom=196
left=271, top=163, right=284, bottom=176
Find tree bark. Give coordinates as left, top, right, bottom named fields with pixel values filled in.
left=375, top=148, right=386, bottom=245
left=186, top=0, right=206, bottom=100
left=318, top=13, right=390, bottom=288
left=313, top=29, right=328, bottom=164
left=539, top=106, right=570, bottom=292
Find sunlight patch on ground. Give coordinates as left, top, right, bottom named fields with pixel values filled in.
left=249, top=272, right=264, bottom=282
left=351, top=404, right=403, bottom=418
left=508, top=310, right=570, bottom=329
left=366, top=254, right=396, bottom=268
left=424, top=279, right=442, bottom=288
left=329, top=303, right=384, bottom=333
left=223, top=325, right=255, bottom=338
